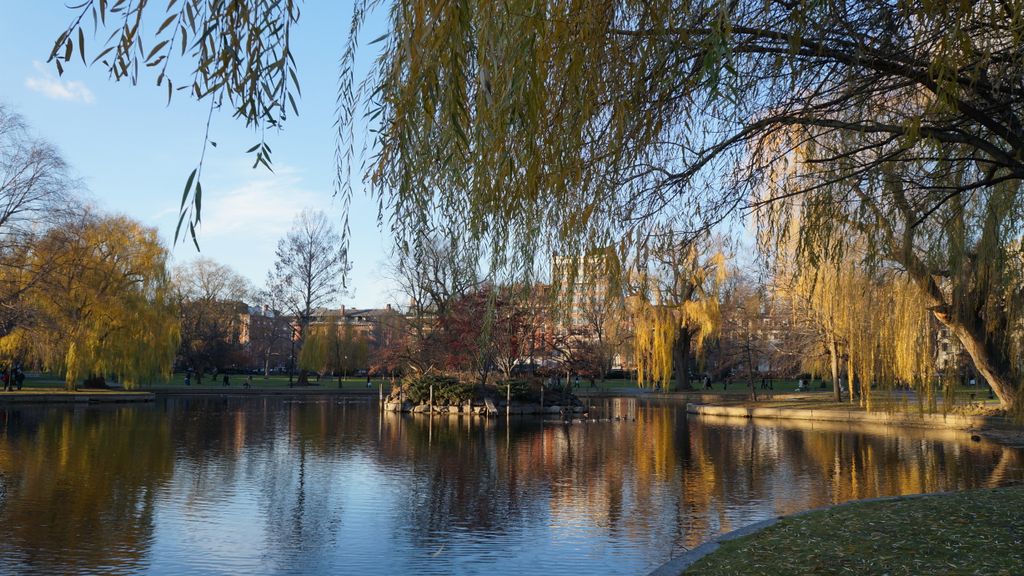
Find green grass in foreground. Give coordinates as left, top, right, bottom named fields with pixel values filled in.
left=684, top=484, right=1024, bottom=576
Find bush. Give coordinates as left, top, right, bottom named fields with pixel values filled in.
left=403, top=374, right=475, bottom=405
left=498, top=379, right=532, bottom=401
left=437, top=381, right=476, bottom=404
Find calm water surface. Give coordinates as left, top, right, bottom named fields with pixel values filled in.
left=0, top=396, right=1020, bottom=575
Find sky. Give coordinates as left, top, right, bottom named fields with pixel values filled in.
left=0, top=2, right=398, bottom=308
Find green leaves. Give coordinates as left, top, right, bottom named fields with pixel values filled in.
left=174, top=167, right=198, bottom=246
left=51, top=0, right=302, bottom=250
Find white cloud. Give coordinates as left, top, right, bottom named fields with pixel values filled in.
left=197, top=170, right=330, bottom=239
left=24, top=61, right=95, bottom=104
left=165, top=167, right=340, bottom=284
left=158, top=163, right=393, bottom=304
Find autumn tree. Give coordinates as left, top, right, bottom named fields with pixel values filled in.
left=52, top=1, right=1024, bottom=408
left=300, top=316, right=368, bottom=385
left=172, top=257, right=251, bottom=380
left=332, top=321, right=368, bottom=378
left=385, top=234, right=481, bottom=373
left=629, top=232, right=725, bottom=391
left=0, top=105, right=77, bottom=335
left=441, top=290, right=497, bottom=386
left=770, top=233, right=939, bottom=410
left=0, top=213, right=179, bottom=389
left=367, top=307, right=411, bottom=378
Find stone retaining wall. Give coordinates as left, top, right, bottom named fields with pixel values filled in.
left=686, top=403, right=1017, bottom=431
left=0, top=392, right=155, bottom=404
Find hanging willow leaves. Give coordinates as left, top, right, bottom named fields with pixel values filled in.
left=50, top=0, right=1024, bottom=408
left=759, top=123, right=1024, bottom=413
left=0, top=213, right=180, bottom=389
left=50, top=0, right=302, bottom=247
left=628, top=231, right=726, bottom=391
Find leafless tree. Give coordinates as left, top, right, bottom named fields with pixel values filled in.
left=0, top=106, right=75, bottom=240
left=270, top=209, right=349, bottom=382
left=384, top=233, right=480, bottom=373
left=249, top=273, right=296, bottom=378
left=0, top=105, right=80, bottom=335
left=171, top=257, right=252, bottom=380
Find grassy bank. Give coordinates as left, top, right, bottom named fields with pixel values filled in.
left=6, top=372, right=386, bottom=390
left=683, top=484, right=1024, bottom=575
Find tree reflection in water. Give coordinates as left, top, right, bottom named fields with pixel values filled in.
left=0, top=397, right=1019, bottom=575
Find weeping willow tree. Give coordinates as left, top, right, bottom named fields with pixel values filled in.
left=300, top=317, right=369, bottom=383
left=49, top=1, right=1024, bottom=403
left=760, top=118, right=1024, bottom=412
left=778, top=244, right=938, bottom=411
left=298, top=325, right=329, bottom=378
left=0, top=213, right=179, bottom=389
left=628, top=231, right=725, bottom=391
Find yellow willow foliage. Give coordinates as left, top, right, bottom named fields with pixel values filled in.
left=786, top=253, right=935, bottom=412
left=884, top=280, right=938, bottom=409
left=0, top=329, right=27, bottom=364
left=14, top=215, right=180, bottom=389
left=629, top=248, right=724, bottom=389
left=299, top=325, right=329, bottom=374
left=630, top=295, right=678, bottom=388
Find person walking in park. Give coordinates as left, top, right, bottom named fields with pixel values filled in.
left=15, top=368, right=24, bottom=390
left=245, top=375, right=252, bottom=389
left=223, top=374, right=230, bottom=387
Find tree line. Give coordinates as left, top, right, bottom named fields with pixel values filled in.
left=35, top=1, right=1024, bottom=412
left=0, top=101, right=993, bottom=404
left=0, top=106, right=354, bottom=389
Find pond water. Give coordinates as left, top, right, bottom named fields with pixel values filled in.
left=0, top=396, right=1020, bottom=575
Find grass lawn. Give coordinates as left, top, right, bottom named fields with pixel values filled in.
left=683, top=484, right=1024, bottom=575
left=3, top=374, right=836, bottom=395
left=11, top=373, right=1001, bottom=407
left=150, top=373, right=384, bottom=390
left=0, top=387, right=151, bottom=395
left=10, top=372, right=385, bottom=390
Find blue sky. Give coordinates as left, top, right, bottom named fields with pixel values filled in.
left=0, top=2, right=397, bottom=307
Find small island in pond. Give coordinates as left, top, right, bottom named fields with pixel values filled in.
left=382, top=375, right=587, bottom=416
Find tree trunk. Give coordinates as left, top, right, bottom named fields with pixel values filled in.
left=673, top=327, right=692, bottom=391
left=894, top=223, right=1020, bottom=412
left=828, top=335, right=841, bottom=402
left=846, top=350, right=856, bottom=406
left=933, top=310, right=1019, bottom=411
left=745, top=335, right=757, bottom=401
